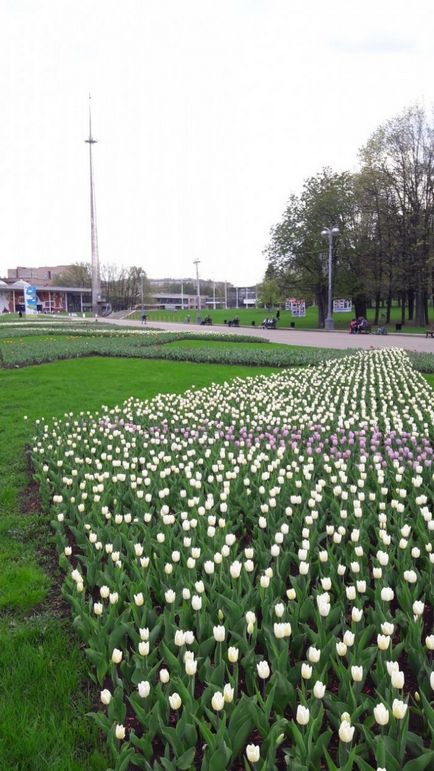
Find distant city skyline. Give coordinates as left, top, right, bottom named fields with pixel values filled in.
left=1, top=1, right=434, bottom=284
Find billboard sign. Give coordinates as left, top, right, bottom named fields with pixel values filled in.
left=286, top=298, right=306, bottom=317
left=24, top=285, right=38, bottom=314
left=333, top=299, right=352, bottom=313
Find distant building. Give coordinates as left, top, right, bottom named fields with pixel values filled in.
left=0, top=278, right=91, bottom=314
left=226, top=286, right=257, bottom=309
left=7, top=265, right=71, bottom=285
left=150, top=293, right=208, bottom=310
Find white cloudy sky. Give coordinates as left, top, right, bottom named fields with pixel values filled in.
left=0, top=0, right=433, bottom=285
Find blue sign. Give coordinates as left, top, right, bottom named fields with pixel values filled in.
left=24, top=285, right=38, bottom=314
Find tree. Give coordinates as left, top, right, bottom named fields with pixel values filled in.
left=264, top=168, right=359, bottom=327
left=359, top=105, right=434, bottom=326
left=53, top=262, right=91, bottom=287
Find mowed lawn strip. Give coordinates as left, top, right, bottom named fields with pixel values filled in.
left=0, top=356, right=278, bottom=771
left=128, top=304, right=434, bottom=333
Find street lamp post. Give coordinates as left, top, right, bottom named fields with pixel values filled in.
left=321, top=226, right=339, bottom=331
left=193, top=259, right=201, bottom=323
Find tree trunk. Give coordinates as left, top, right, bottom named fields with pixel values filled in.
left=401, top=291, right=406, bottom=325
left=415, top=270, right=427, bottom=326
left=407, top=289, right=414, bottom=321
left=315, top=289, right=326, bottom=328
left=374, top=292, right=381, bottom=325
left=353, top=295, right=367, bottom=318
left=386, top=289, right=392, bottom=324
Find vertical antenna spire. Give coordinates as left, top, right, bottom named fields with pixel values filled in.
left=85, top=94, right=101, bottom=314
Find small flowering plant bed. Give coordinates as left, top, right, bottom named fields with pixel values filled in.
left=0, top=330, right=268, bottom=368
left=31, top=349, right=434, bottom=770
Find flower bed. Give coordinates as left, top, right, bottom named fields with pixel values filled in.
left=31, top=349, right=434, bottom=770
left=0, top=331, right=268, bottom=368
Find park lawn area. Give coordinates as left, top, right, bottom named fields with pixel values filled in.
left=161, top=338, right=296, bottom=350
left=0, top=356, right=278, bottom=771
left=130, top=304, right=434, bottom=333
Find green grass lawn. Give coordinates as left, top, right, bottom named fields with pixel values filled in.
left=0, top=356, right=277, bottom=771
left=130, top=304, right=434, bottom=333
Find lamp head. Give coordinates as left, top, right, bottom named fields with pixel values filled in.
left=331, top=226, right=340, bottom=234
left=321, top=229, right=328, bottom=236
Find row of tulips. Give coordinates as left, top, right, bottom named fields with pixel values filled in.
left=31, top=349, right=434, bottom=770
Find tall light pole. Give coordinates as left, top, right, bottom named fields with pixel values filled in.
left=193, top=259, right=201, bottom=322
left=321, top=226, right=339, bottom=331
left=224, top=281, right=228, bottom=309
left=181, top=279, right=184, bottom=310
left=213, top=280, right=216, bottom=310
left=85, top=95, right=101, bottom=316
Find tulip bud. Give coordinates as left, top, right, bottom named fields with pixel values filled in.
left=159, top=668, right=170, bottom=683
left=185, top=658, right=197, bottom=676
left=296, top=705, right=310, bottom=725
left=169, top=692, right=182, bottom=710
left=351, top=665, right=363, bottom=682
left=377, top=634, right=390, bottom=651
left=138, top=680, right=150, bottom=698
left=246, top=744, right=260, bottom=763
left=111, top=648, right=123, bottom=664
left=257, top=660, right=270, bottom=679
left=313, top=680, right=326, bottom=698
left=115, top=724, right=126, bottom=740
left=392, top=698, right=408, bottom=719
left=211, top=691, right=225, bottom=711
left=100, top=688, right=112, bottom=705
left=339, top=720, right=355, bottom=743
left=373, top=703, right=389, bottom=725
left=301, top=663, right=312, bottom=679
left=391, top=670, right=404, bottom=689
left=213, top=625, right=225, bottom=642
left=228, top=646, right=239, bottom=663
left=307, top=646, right=321, bottom=663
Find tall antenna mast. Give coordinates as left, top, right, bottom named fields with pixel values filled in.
left=85, top=94, right=101, bottom=315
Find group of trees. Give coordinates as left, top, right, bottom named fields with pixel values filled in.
left=54, top=263, right=152, bottom=311
left=264, top=105, right=434, bottom=327
left=54, top=268, right=233, bottom=310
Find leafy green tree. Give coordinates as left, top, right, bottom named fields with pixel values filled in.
left=264, top=168, right=359, bottom=327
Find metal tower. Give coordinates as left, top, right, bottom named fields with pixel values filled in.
left=85, top=95, right=101, bottom=315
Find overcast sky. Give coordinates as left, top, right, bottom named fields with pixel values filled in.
left=1, top=0, right=434, bottom=285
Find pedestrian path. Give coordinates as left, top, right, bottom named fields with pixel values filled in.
left=109, top=318, right=434, bottom=353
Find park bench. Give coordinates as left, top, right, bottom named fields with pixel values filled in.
left=426, top=324, right=434, bottom=338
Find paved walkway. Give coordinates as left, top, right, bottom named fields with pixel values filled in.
left=109, top=317, right=434, bottom=353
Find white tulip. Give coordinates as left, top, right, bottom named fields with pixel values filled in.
left=339, top=720, right=355, bottom=743
left=373, top=703, right=389, bottom=725
left=245, top=744, right=260, bottom=763
left=169, top=692, right=182, bottom=710
left=100, top=688, right=112, bottom=705
left=111, top=648, right=123, bottom=664
left=257, top=660, right=270, bottom=679
left=228, top=646, right=239, bottom=663
left=391, top=670, right=404, bottom=689
left=213, top=625, right=225, bottom=642
left=351, top=665, right=363, bottom=682
left=313, top=680, right=326, bottom=698
left=138, top=680, right=150, bottom=698
left=301, top=663, right=312, bottom=679
left=296, top=705, right=310, bottom=725
left=159, top=669, right=170, bottom=683
left=211, top=691, right=225, bottom=711
left=392, top=698, right=407, bottom=719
